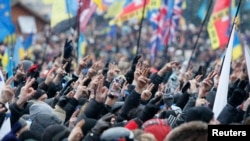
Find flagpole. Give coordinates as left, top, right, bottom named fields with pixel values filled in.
left=136, top=0, right=147, bottom=55
left=219, top=0, right=242, bottom=74
left=186, top=0, right=214, bottom=71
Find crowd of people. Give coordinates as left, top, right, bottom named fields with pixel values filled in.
left=0, top=5, right=250, bottom=140
left=0, top=30, right=249, bottom=141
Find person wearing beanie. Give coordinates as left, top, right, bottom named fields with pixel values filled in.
left=185, top=106, right=219, bottom=124
left=100, top=127, right=135, bottom=141
left=142, top=118, right=171, bottom=141
left=31, top=89, right=48, bottom=101
left=42, top=124, right=70, bottom=141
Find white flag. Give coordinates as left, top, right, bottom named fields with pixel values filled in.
left=0, top=71, right=11, bottom=140
left=213, top=24, right=236, bottom=118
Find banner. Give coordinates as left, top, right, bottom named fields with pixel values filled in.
left=207, top=0, right=230, bottom=50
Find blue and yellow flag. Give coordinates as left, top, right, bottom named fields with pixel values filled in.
left=232, top=30, right=242, bottom=60
left=0, top=0, right=15, bottom=42
left=13, top=36, right=25, bottom=68
left=78, top=33, right=87, bottom=62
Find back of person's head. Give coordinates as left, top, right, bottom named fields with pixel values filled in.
left=164, top=121, right=208, bottom=141
left=100, top=127, right=134, bottom=141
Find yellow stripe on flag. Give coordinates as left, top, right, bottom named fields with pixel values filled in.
left=148, top=0, right=161, bottom=10
left=232, top=45, right=242, bottom=60
left=207, top=21, right=220, bottom=50
left=50, top=0, right=72, bottom=28
left=42, top=0, right=53, bottom=4
left=93, top=0, right=104, bottom=11
left=104, top=0, right=125, bottom=19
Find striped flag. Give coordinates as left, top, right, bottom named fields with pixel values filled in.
left=79, top=0, right=97, bottom=32
left=162, top=0, right=183, bottom=46
left=149, top=1, right=168, bottom=63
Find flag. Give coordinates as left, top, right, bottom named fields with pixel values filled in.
left=104, top=0, right=126, bottom=19
left=113, top=0, right=150, bottom=24
left=66, top=0, right=79, bottom=16
left=50, top=0, right=74, bottom=28
left=0, top=0, right=15, bottom=42
left=78, top=33, right=87, bottom=62
left=93, top=0, right=104, bottom=11
left=79, top=1, right=97, bottom=32
left=197, top=0, right=207, bottom=20
left=13, top=36, right=25, bottom=68
left=207, top=0, right=230, bottom=50
left=162, top=0, right=183, bottom=45
left=232, top=29, right=242, bottom=60
left=42, top=0, right=53, bottom=4
left=23, top=34, right=34, bottom=50
left=148, top=0, right=168, bottom=63
left=213, top=24, right=236, bottom=119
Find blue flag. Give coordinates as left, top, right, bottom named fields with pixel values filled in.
left=0, top=0, right=15, bottom=42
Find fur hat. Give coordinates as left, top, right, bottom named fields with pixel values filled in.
left=164, top=121, right=208, bottom=141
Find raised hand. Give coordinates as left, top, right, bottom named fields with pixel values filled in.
left=1, top=76, right=15, bottom=103
left=198, top=71, right=217, bottom=98
left=63, top=39, right=74, bottom=59
left=44, top=67, right=56, bottom=85
left=68, top=119, right=85, bottom=141
left=95, top=76, right=109, bottom=103
left=135, top=68, right=150, bottom=93
left=16, top=77, right=36, bottom=108
left=75, top=55, right=90, bottom=75
left=155, top=83, right=165, bottom=97
left=53, top=62, right=68, bottom=84
left=158, top=61, right=179, bottom=76
left=188, top=74, right=203, bottom=94
left=141, top=83, right=154, bottom=101
left=14, top=64, right=25, bottom=81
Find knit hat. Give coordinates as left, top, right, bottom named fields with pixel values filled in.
left=29, top=102, right=53, bottom=121
left=29, top=102, right=62, bottom=140
left=18, top=130, right=39, bottom=141
left=101, top=127, right=134, bottom=141
left=185, top=106, right=214, bottom=123
left=21, top=60, right=34, bottom=73
left=30, top=113, right=62, bottom=140
left=42, top=124, right=70, bottom=141
left=142, top=118, right=171, bottom=141
left=32, top=89, right=46, bottom=100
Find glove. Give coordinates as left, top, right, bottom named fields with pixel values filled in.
left=228, top=88, right=247, bottom=108
left=131, top=54, right=141, bottom=70
left=63, top=39, right=73, bottom=59
left=91, top=113, right=115, bottom=135
left=125, top=54, right=141, bottom=84
left=138, top=96, right=162, bottom=122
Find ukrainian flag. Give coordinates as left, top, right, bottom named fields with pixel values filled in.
left=232, top=30, right=242, bottom=60
left=78, top=33, right=87, bottom=62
